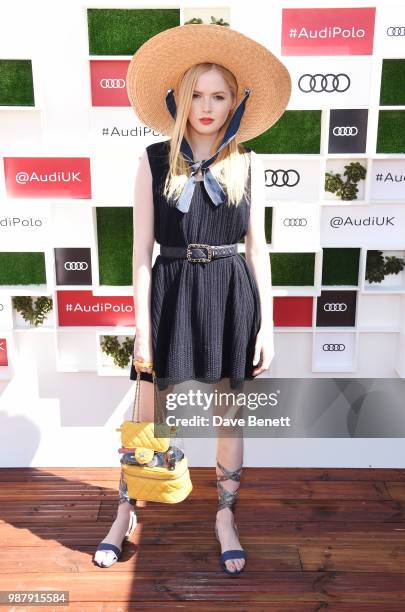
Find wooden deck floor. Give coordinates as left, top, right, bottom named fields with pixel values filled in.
left=0, top=467, right=405, bottom=610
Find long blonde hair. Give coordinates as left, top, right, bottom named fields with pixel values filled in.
left=163, top=63, right=251, bottom=208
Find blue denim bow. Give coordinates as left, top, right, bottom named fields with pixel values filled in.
left=165, top=87, right=251, bottom=213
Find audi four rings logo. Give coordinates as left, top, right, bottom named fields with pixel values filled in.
left=386, top=26, right=405, bottom=36
left=265, top=169, right=300, bottom=187
left=322, top=344, right=346, bottom=351
left=64, top=262, right=89, bottom=271
left=283, top=218, right=308, bottom=227
left=298, top=73, right=351, bottom=93
left=323, top=303, right=347, bottom=311
left=100, top=79, right=126, bottom=89
left=332, top=126, right=358, bottom=136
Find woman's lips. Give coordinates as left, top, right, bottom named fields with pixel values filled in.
left=199, top=118, right=214, bottom=124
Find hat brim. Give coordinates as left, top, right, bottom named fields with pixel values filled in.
left=126, top=24, right=291, bottom=143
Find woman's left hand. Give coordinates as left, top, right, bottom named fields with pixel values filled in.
left=252, top=324, right=275, bottom=377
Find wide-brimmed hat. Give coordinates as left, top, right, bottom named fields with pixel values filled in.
left=126, top=24, right=291, bottom=143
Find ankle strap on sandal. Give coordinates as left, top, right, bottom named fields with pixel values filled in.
left=216, top=461, right=242, bottom=512
left=216, top=460, right=242, bottom=482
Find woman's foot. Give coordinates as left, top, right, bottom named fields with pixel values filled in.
left=93, top=501, right=136, bottom=567
left=215, top=507, right=245, bottom=573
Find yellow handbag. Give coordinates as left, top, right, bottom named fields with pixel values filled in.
left=116, top=368, right=171, bottom=452
left=117, top=368, right=193, bottom=504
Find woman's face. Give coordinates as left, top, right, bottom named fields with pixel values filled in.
left=187, top=69, right=235, bottom=136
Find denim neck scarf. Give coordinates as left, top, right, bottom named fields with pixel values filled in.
left=165, top=87, right=251, bottom=213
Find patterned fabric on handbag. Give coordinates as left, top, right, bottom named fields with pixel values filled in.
left=122, top=455, right=193, bottom=503
left=116, top=421, right=170, bottom=453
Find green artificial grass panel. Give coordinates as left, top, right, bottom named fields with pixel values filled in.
left=0, top=252, right=45, bottom=284
left=0, top=60, right=34, bottom=106
left=270, top=252, right=315, bottom=286
left=321, top=248, right=360, bottom=286
left=241, top=251, right=314, bottom=285
left=87, top=8, right=180, bottom=55
left=265, top=207, right=273, bottom=243
left=242, top=111, right=321, bottom=154
left=96, top=207, right=133, bottom=286
left=376, top=111, right=405, bottom=153
left=380, top=59, right=405, bottom=106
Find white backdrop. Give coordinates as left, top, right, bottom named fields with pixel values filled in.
left=0, top=0, right=404, bottom=467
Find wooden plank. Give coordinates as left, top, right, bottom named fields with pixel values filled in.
left=0, top=480, right=392, bottom=500
left=0, top=572, right=404, bottom=603
left=0, top=544, right=301, bottom=573
left=1, top=467, right=405, bottom=482
left=62, top=605, right=405, bottom=612
left=1, top=467, right=405, bottom=608
left=300, top=544, right=405, bottom=572
left=385, top=482, right=405, bottom=501
left=1, top=521, right=405, bottom=547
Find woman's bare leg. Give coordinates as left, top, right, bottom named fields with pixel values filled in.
left=213, top=378, right=245, bottom=573
left=94, top=379, right=155, bottom=566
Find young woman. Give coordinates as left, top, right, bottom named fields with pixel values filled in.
left=94, top=24, right=291, bottom=575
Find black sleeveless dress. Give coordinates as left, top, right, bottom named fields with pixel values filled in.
left=130, top=139, right=261, bottom=390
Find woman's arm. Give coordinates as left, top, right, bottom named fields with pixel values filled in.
left=244, top=150, right=275, bottom=376
left=132, top=148, right=155, bottom=375
left=244, top=150, right=273, bottom=332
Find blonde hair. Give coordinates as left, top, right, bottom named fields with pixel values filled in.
left=163, top=63, right=251, bottom=208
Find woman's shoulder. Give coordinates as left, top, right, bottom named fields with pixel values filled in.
left=145, top=139, right=170, bottom=158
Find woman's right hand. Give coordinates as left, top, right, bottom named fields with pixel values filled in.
left=133, top=330, right=153, bottom=376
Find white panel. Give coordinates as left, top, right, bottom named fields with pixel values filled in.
left=370, top=159, right=405, bottom=201
left=374, top=5, right=405, bottom=57
left=0, top=111, right=43, bottom=152
left=272, top=202, right=321, bottom=251
left=357, top=332, right=400, bottom=376
left=313, top=331, right=357, bottom=371
left=56, top=330, right=97, bottom=372
left=270, top=332, right=314, bottom=377
left=0, top=296, right=13, bottom=329
left=50, top=203, right=94, bottom=246
left=285, top=57, right=373, bottom=109
left=321, top=204, right=405, bottom=249
left=359, top=294, right=402, bottom=330
left=0, top=203, right=51, bottom=250
left=91, top=150, right=140, bottom=204
left=262, top=157, right=322, bottom=201
left=90, top=108, right=164, bottom=153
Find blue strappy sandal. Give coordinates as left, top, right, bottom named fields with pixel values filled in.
left=94, top=508, right=137, bottom=567
left=214, top=461, right=247, bottom=575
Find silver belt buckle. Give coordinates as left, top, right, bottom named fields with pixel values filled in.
left=186, top=243, right=213, bottom=263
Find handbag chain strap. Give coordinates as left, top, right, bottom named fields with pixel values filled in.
left=131, top=369, right=176, bottom=445
left=131, top=369, right=162, bottom=422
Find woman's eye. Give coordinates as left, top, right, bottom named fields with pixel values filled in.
left=192, top=94, right=225, bottom=100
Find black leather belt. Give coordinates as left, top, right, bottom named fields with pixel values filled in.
left=160, top=243, right=238, bottom=263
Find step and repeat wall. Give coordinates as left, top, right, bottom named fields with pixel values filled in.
left=0, top=0, right=404, bottom=467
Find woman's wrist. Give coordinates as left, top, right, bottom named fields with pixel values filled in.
left=260, top=320, right=274, bottom=332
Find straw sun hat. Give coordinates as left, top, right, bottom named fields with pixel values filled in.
left=126, top=24, right=291, bottom=143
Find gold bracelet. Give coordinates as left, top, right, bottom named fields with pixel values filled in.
left=133, top=359, right=153, bottom=367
